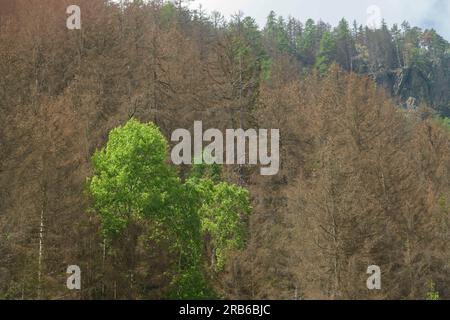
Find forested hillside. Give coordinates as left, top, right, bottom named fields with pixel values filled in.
left=1, top=0, right=450, bottom=300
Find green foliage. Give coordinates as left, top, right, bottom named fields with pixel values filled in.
left=186, top=176, right=251, bottom=271
left=259, top=11, right=450, bottom=117
left=333, top=19, right=355, bottom=70
left=426, top=281, right=440, bottom=300
left=228, top=14, right=269, bottom=104
left=438, top=194, right=448, bottom=211
left=315, top=31, right=336, bottom=75
left=167, top=265, right=217, bottom=300
left=436, top=117, right=450, bottom=131
left=88, top=119, right=251, bottom=298
left=88, top=118, right=176, bottom=238
left=160, top=2, right=177, bottom=27
left=264, top=11, right=291, bottom=53
left=298, top=19, right=317, bottom=65
left=189, top=161, right=222, bottom=183
left=261, top=57, right=273, bottom=81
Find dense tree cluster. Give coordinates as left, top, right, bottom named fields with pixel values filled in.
left=88, top=119, right=250, bottom=298
left=263, top=12, right=450, bottom=116
left=257, top=67, right=450, bottom=299
left=0, top=0, right=449, bottom=299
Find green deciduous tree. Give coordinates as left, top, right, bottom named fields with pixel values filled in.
left=186, top=171, right=251, bottom=272
left=89, top=119, right=177, bottom=237
left=88, top=119, right=251, bottom=298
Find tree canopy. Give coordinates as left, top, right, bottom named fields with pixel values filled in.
left=88, top=119, right=251, bottom=298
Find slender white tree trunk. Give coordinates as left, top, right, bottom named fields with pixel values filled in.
left=37, top=206, right=44, bottom=299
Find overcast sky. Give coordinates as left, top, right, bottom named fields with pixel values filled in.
left=188, top=0, right=450, bottom=40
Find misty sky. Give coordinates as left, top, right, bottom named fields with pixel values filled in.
left=188, top=0, right=450, bottom=40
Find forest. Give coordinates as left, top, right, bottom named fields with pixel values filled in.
left=0, top=0, right=450, bottom=300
